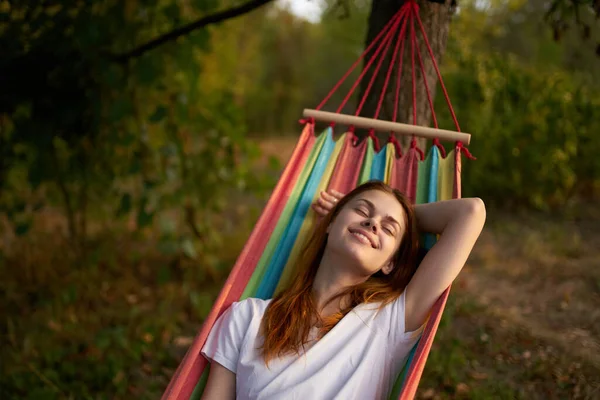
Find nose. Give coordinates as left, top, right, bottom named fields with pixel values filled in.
left=360, top=219, right=377, bottom=232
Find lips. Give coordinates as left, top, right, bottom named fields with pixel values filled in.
left=348, top=228, right=378, bottom=249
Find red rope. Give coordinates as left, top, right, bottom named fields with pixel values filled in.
left=305, top=0, right=473, bottom=161
left=298, top=117, right=314, bottom=125
left=414, top=36, right=437, bottom=129
left=413, top=17, right=446, bottom=158
left=392, top=27, right=407, bottom=123
left=410, top=134, right=425, bottom=161
left=337, top=8, right=406, bottom=114
left=410, top=11, right=417, bottom=127
left=457, top=142, right=476, bottom=160
left=373, top=8, right=410, bottom=120
left=355, top=12, right=404, bottom=116
left=314, top=9, right=403, bottom=112
left=388, top=132, right=402, bottom=156
left=414, top=8, right=460, bottom=132
left=368, top=129, right=381, bottom=152
left=408, top=6, right=424, bottom=159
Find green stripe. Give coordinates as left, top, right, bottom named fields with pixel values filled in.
left=241, top=130, right=328, bottom=299
left=358, top=138, right=375, bottom=184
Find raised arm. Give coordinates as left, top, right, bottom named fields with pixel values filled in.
left=313, top=190, right=486, bottom=332
left=405, top=198, right=486, bottom=331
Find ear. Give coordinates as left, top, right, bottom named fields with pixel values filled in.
left=381, top=260, right=394, bottom=275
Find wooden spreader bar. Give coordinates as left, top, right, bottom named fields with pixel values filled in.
left=303, top=109, right=471, bottom=145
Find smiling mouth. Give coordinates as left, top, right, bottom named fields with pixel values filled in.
left=348, top=228, right=378, bottom=249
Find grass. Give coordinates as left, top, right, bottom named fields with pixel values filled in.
left=1, top=139, right=599, bottom=399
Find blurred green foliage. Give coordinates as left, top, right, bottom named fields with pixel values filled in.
left=439, top=0, right=600, bottom=208
left=0, top=0, right=269, bottom=250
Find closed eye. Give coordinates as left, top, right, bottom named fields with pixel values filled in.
left=383, top=226, right=395, bottom=236
left=355, top=208, right=368, bottom=217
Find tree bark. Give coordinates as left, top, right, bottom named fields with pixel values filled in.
left=358, top=0, right=453, bottom=149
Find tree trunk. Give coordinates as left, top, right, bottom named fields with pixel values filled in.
left=358, top=0, right=453, bottom=150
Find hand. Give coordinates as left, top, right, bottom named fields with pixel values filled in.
left=312, top=189, right=345, bottom=217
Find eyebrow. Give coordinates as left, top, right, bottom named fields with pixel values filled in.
left=356, top=198, right=402, bottom=229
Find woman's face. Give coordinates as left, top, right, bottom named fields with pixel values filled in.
left=326, top=189, right=407, bottom=276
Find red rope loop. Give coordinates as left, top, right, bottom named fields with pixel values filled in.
left=411, top=137, right=425, bottom=160
left=347, top=125, right=356, bottom=133
left=368, top=129, right=380, bottom=152
left=456, top=142, right=476, bottom=160
left=388, top=133, right=402, bottom=156
left=298, top=117, right=315, bottom=125
left=432, top=138, right=446, bottom=158
left=350, top=130, right=358, bottom=146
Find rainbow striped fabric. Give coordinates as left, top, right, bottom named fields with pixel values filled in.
left=162, top=123, right=464, bottom=400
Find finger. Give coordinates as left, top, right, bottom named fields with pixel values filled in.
left=330, top=189, right=345, bottom=199
left=317, top=196, right=334, bottom=208
left=321, top=191, right=338, bottom=203
left=313, top=205, right=329, bottom=216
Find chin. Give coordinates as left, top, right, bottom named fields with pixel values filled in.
left=341, top=243, right=378, bottom=274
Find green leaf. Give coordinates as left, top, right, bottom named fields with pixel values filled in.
left=137, top=197, right=154, bottom=228
left=159, top=215, right=177, bottom=235
left=108, top=98, right=133, bottom=123
left=189, top=291, right=213, bottom=318
left=14, top=220, right=32, bottom=236
left=149, top=106, right=168, bottom=123
left=157, top=238, right=179, bottom=255
left=181, top=237, right=197, bottom=259
left=188, top=29, right=210, bottom=51
left=193, top=0, right=220, bottom=13
left=116, top=193, right=132, bottom=217
left=157, top=265, right=172, bottom=285
left=268, top=155, right=281, bottom=171
left=135, top=56, right=160, bottom=86
left=163, top=3, right=180, bottom=21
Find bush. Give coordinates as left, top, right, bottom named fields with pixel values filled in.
left=437, top=50, right=600, bottom=209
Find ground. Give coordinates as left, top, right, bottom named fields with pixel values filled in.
left=0, top=137, right=598, bottom=399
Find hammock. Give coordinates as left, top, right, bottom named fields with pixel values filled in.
left=162, top=1, right=474, bottom=399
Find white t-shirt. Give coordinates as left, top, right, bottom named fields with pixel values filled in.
left=201, top=291, right=423, bottom=400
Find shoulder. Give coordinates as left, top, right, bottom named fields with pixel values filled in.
left=368, top=291, right=421, bottom=338
left=228, top=297, right=272, bottom=319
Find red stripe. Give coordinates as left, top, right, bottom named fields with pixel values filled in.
left=391, top=148, right=419, bottom=202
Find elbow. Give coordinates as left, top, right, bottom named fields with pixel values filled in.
left=465, top=197, right=486, bottom=224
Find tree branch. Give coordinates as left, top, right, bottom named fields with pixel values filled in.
left=111, top=0, right=275, bottom=63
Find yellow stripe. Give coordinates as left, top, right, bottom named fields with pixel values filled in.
left=384, top=142, right=396, bottom=185
left=274, top=133, right=347, bottom=295
left=437, top=149, right=455, bottom=201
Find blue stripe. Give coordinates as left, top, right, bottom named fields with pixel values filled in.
left=255, top=128, right=336, bottom=299
left=423, top=146, right=439, bottom=250
left=369, top=144, right=387, bottom=181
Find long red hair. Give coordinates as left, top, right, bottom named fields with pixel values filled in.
left=259, top=181, right=420, bottom=366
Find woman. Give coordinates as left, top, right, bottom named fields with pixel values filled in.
left=201, top=181, right=486, bottom=400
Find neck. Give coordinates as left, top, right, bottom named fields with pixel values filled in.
left=312, top=248, right=368, bottom=312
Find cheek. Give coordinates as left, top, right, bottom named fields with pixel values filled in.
left=383, top=237, right=401, bottom=257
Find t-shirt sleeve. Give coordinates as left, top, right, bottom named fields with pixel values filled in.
left=385, top=289, right=425, bottom=349
left=201, top=300, right=251, bottom=373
